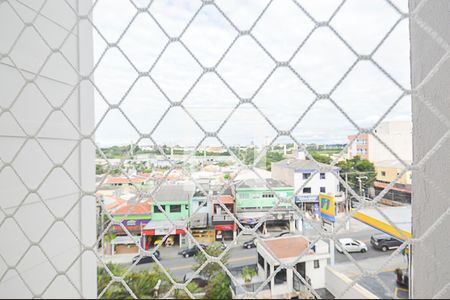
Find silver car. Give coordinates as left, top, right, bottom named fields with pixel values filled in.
left=336, top=238, right=368, bottom=253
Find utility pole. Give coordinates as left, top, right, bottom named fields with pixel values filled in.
left=345, top=173, right=350, bottom=231
left=356, top=175, right=368, bottom=200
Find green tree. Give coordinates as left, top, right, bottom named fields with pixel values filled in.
left=174, top=282, right=201, bottom=299
left=337, top=156, right=376, bottom=193
left=96, top=164, right=106, bottom=175
left=193, top=243, right=230, bottom=278
left=205, top=272, right=232, bottom=299
left=311, top=152, right=332, bottom=164
left=241, top=266, right=257, bottom=283
left=97, top=264, right=172, bottom=299
left=97, top=263, right=127, bottom=298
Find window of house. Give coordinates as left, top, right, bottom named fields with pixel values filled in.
left=303, top=187, right=311, bottom=194
left=185, top=204, right=189, bottom=210
left=320, top=187, right=326, bottom=193
left=262, top=192, right=274, bottom=198
left=274, top=268, right=287, bottom=284
left=239, top=193, right=250, bottom=199
left=258, top=253, right=264, bottom=268
left=170, top=205, right=181, bottom=213
left=381, top=171, right=386, bottom=176
left=153, top=205, right=166, bottom=213
left=303, top=173, right=311, bottom=180
left=320, top=173, right=326, bottom=179
left=314, top=260, right=320, bottom=269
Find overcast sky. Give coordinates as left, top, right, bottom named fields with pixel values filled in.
left=93, top=0, right=411, bottom=147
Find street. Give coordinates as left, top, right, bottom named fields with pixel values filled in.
left=120, top=225, right=406, bottom=289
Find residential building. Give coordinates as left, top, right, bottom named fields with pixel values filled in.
left=212, top=194, right=236, bottom=241
left=234, top=178, right=297, bottom=232
left=374, top=160, right=412, bottom=204
left=271, top=156, right=343, bottom=213
left=104, top=175, right=149, bottom=187
left=230, top=236, right=330, bottom=298
left=111, top=201, right=151, bottom=235
left=142, top=184, right=195, bottom=248
left=370, top=121, right=412, bottom=163
left=347, top=133, right=369, bottom=159
left=347, top=121, right=412, bottom=163
left=190, top=190, right=211, bottom=229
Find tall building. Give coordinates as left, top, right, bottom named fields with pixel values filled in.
left=347, top=121, right=412, bottom=163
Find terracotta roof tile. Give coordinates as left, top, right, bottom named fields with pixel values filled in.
left=260, top=236, right=310, bottom=259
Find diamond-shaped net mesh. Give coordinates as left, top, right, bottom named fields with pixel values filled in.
left=0, top=0, right=449, bottom=298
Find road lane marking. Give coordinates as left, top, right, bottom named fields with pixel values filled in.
left=170, top=256, right=255, bottom=271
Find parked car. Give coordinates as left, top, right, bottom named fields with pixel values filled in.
left=336, top=238, right=368, bottom=253
left=370, top=234, right=403, bottom=252
left=178, top=244, right=207, bottom=258
left=276, top=231, right=294, bottom=237
left=132, top=250, right=160, bottom=265
left=243, top=238, right=256, bottom=249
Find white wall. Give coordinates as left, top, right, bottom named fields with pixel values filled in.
left=368, top=121, right=412, bottom=163
left=0, top=1, right=96, bottom=298
left=305, top=259, right=327, bottom=289
left=325, top=267, right=378, bottom=299
left=294, top=171, right=340, bottom=197
left=410, top=0, right=450, bottom=298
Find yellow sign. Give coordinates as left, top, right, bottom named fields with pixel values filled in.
left=319, top=194, right=335, bottom=222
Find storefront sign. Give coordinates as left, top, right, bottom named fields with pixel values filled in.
left=295, top=195, right=319, bottom=203
left=319, top=194, right=335, bottom=222
left=214, top=224, right=235, bottom=231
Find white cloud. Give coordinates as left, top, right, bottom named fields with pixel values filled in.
left=93, top=0, right=411, bottom=146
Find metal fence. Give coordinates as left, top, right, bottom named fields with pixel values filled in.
left=0, top=0, right=449, bottom=299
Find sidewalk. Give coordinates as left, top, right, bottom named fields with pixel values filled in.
left=99, top=246, right=182, bottom=265
left=332, top=255, right=406, bottom=277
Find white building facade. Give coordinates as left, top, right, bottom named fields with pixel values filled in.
left=255, top=236, right=330, bottom=298
left=272, top=157, right=342, bottom=212
left=368, top=121, right=412, bottom=163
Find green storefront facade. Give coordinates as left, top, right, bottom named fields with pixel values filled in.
left=150, top=200, right=190, bottom=221
left=235, top=179, right=294, bottom=210
left=235, top=178, right=297, bottom=231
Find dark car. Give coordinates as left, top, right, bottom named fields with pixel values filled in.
left=178, top=244, right=207, bottom=258
left=276, top=231, right=296, bottom=237
left=243, top=238, right=256, bottom=249
left=132, top=250, right=160, bottom=265
left=370, top=234, right=403, bottom=252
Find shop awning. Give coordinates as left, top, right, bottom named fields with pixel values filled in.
left=142, top=220, right=187, bottom=236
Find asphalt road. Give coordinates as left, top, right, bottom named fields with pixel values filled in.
left=125, top=246, right=257, bottom=282
left=123, top=227, right=396, bottom=282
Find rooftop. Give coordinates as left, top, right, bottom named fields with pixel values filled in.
left=154, top=184, right=195, bottom=202
left=235, top=178, right=291, bottom=189
left=113, top=201, right=151, bottom=215
left=272, top=158, right=339, bottom=172
left=105, top=175, right=148, bottom=185
left=260, top=236, right=310, bottom=259
left=374, top=160, right=412, bottom=168
left=213, top=195, right=235, bottom=205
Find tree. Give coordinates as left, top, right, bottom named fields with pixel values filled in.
left=311, top=152, right=332, bottom=164
left=205, top=272, right=232, bottom=299
left=241, top=266, right=257, bottom=283
left=174, top=282, right=201, bottom=299
left=97, top=264, right=172, bottom=299
left=193, top=243, right=230, bottom=278
left=96, top=164, right=106, bottom=175
left=337, top=156, right=376, bottom=194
